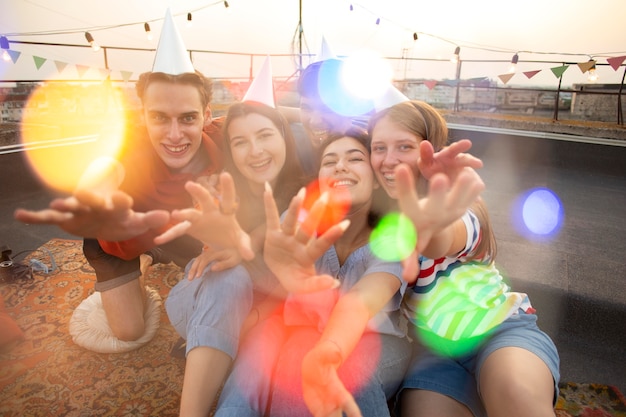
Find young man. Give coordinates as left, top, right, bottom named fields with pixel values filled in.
left=14, top=10, right=226, bottom=345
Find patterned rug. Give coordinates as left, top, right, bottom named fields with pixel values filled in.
left=1, top=238, right=625, bottom=417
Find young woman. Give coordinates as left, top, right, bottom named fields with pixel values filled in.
left=163, top=100, right=306, bottom=417
left=214, top=130, right=412, bottom=417
left=368, top=100, right=560, bottom=417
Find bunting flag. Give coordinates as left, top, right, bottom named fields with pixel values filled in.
left=76, top=64, right=90, bottom=78
left=577, top=60, right=595, bottom=73
left=54, top=60, right=68, bottom=73
left=33, top=56, right=47, bottom=70
left=120, top=70, right=133, bottom=83
left=523, top=70, right=541, bottom=79
left=607, top=55, right=626, bottom=71
left=550, top=65, right=569, bottom=79
left=99, top=68, right=111, bottom=79
left=424, top=79, right=438, bottom=90
left=7, top=50, right=21, bottom=64
left=498, top=73, right=514, bottom=84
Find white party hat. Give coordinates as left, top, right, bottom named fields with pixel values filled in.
left=152, top=8, right=195, bottom=74
left=373, top=85, right=410, bottom=112
left=313, top=36, right=337, bottom=63
left=242, top=55, right=275, bottom=108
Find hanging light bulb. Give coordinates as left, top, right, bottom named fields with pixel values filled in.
left=0, top=35, right=10, bottom=61
left=84, top=32, right=100, bottom=52
left=375, top=17, right=381, bottom=25
left=451, top=46, right=460, bottom=64
left=587, top=59, right=598, bottom=82
left=349, top=4, right=354, bottom=11
left=144, top=23, right=153, bottom=41
left=187, top=12, right=193, bottom=27
left=413, top=32, right=418, bottom=41
left=223, top=1, right=229, bottom=7
left=508, top=53, right=519, bottom=73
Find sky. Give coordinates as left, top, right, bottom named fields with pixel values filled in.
left=1, top=0, right=625, bottom=87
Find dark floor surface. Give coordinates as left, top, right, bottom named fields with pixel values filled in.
left=1, top=128, right=625, bottom=393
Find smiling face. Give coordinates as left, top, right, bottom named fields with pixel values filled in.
left=318, top=135, right=376, bottom=211
left=142, top=80, right=208, bottom=174
left=370, top=114, right=422, bottom=199
left=227, top=112, right=286, bottom=191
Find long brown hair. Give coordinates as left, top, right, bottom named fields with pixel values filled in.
left=369, top=100, right=496, bottom=262
left=222, top=101, right=306, bottom=231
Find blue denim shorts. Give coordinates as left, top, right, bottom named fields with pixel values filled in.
left=398, top=311, right=560, bottom=417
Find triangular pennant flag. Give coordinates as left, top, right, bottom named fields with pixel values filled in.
left=120, top=70, right=133, bottom=83
left=607, top=55, right=626, bottom=71
left=424, top=79, right=438, bottom=90
left=152, top=8, right=195, bottom=74
left=33, top=56, right=46, bottom=70
left=313, top=36, right=337, bottom=63
left=76, top=64, right=90, bottom=78
left=242, top=55, right=275, bottom=108
left=523, top=70, right=541, bottom=79
left=550, top=65, right=569, bottom=79
left=373, top=84, right=410, bottom=112
left=99, top=68, right=111, bottom=79
left=577, top=60, right=595, bottom=73
left=7, top=50, right=21, bottom=64
left=54, top=60, right=68, bottom=73
left=498, top=73, right=515, bottom=84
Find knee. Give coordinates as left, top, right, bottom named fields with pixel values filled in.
left=112, top=319, right=146, bottom=342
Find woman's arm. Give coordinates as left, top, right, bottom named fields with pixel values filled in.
left=302, top=272, right=401, bottom=417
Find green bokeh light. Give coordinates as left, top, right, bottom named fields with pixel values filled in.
left=370, top=212, right=417, bottom=262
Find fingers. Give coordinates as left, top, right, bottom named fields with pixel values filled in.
left=217, top=172, right=238, bottom=215
left=281, top=187, right=305, bottom=235
left=185, top=181, right=218, bottom=212
left=263, top=182, right=282, bottom=232
left=236, top=231, right=255, bottom=261
left=13, top=208, right=73, bottom=224
left=307, top=220, right=349, bottom=261
left=297, top=192, right=329, bottom=241
left=153, top=220, right=190, bottom=245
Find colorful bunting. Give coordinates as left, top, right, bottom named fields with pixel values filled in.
left=550, top=65, right=569, bottom=79
left=423, top=79, right=438, bottom=90
left=33, top=56, right=46, bottom=70
left=498, top=73, right=514, bottom=84
left=577, top=60, right=595, bottom=73
left=76, top=64, right=90, bottom=78
left=7, top=50, right=21, bottom=64
left=120, top=70, right=133, bottom=83
left=54, top=60, right=68, bottom=73
left=607, top=55, right=626, bottom=71
left=523, top=70, right=541, bottom=79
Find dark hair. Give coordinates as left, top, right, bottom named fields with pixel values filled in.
left=136, top=70, right=213, bottom=109
left=222, top=101, right=306, bottom=229
left=317, top=128, right=383, bottom=228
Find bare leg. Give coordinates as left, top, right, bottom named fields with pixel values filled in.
left=180, top=346, right=232, bottom=417
left=101, top=278, right=146, bottom=341
left=479, top=347, right=556, bottom=417
left=399, top=389, right=474, bottom=417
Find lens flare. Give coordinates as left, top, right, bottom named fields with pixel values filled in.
left=301, top=178, right=351, bottom=235
left=370, top=212, right=417, bottom=262
left=512, top=187, right=564, bottom=240
left=20, top=82, right=130, bottom=193
left=316, top=59, right=375, bottom=117
left=411, top=263, right=514, bottom=358
left=342, top=50, right=393, bottom=100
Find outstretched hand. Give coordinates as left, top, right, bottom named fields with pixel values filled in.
left=263, top=184, right=348, bottom=294
left=14, top=189, right=170, bottom=241
left=418, top=139, right=483, bottom=182
left=395, top=163, right=485, bottom=280
left=302, top=341, right=362, bottom=417
left=153, top=172, right=254, bottom=261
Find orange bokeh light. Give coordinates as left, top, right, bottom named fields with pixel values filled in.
left=20, top=82, right=133, bottom=193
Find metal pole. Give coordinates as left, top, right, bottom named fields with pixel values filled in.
left=298, top=0, right=303, bottom=71
left=454, top=59, right=462, bottom=112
